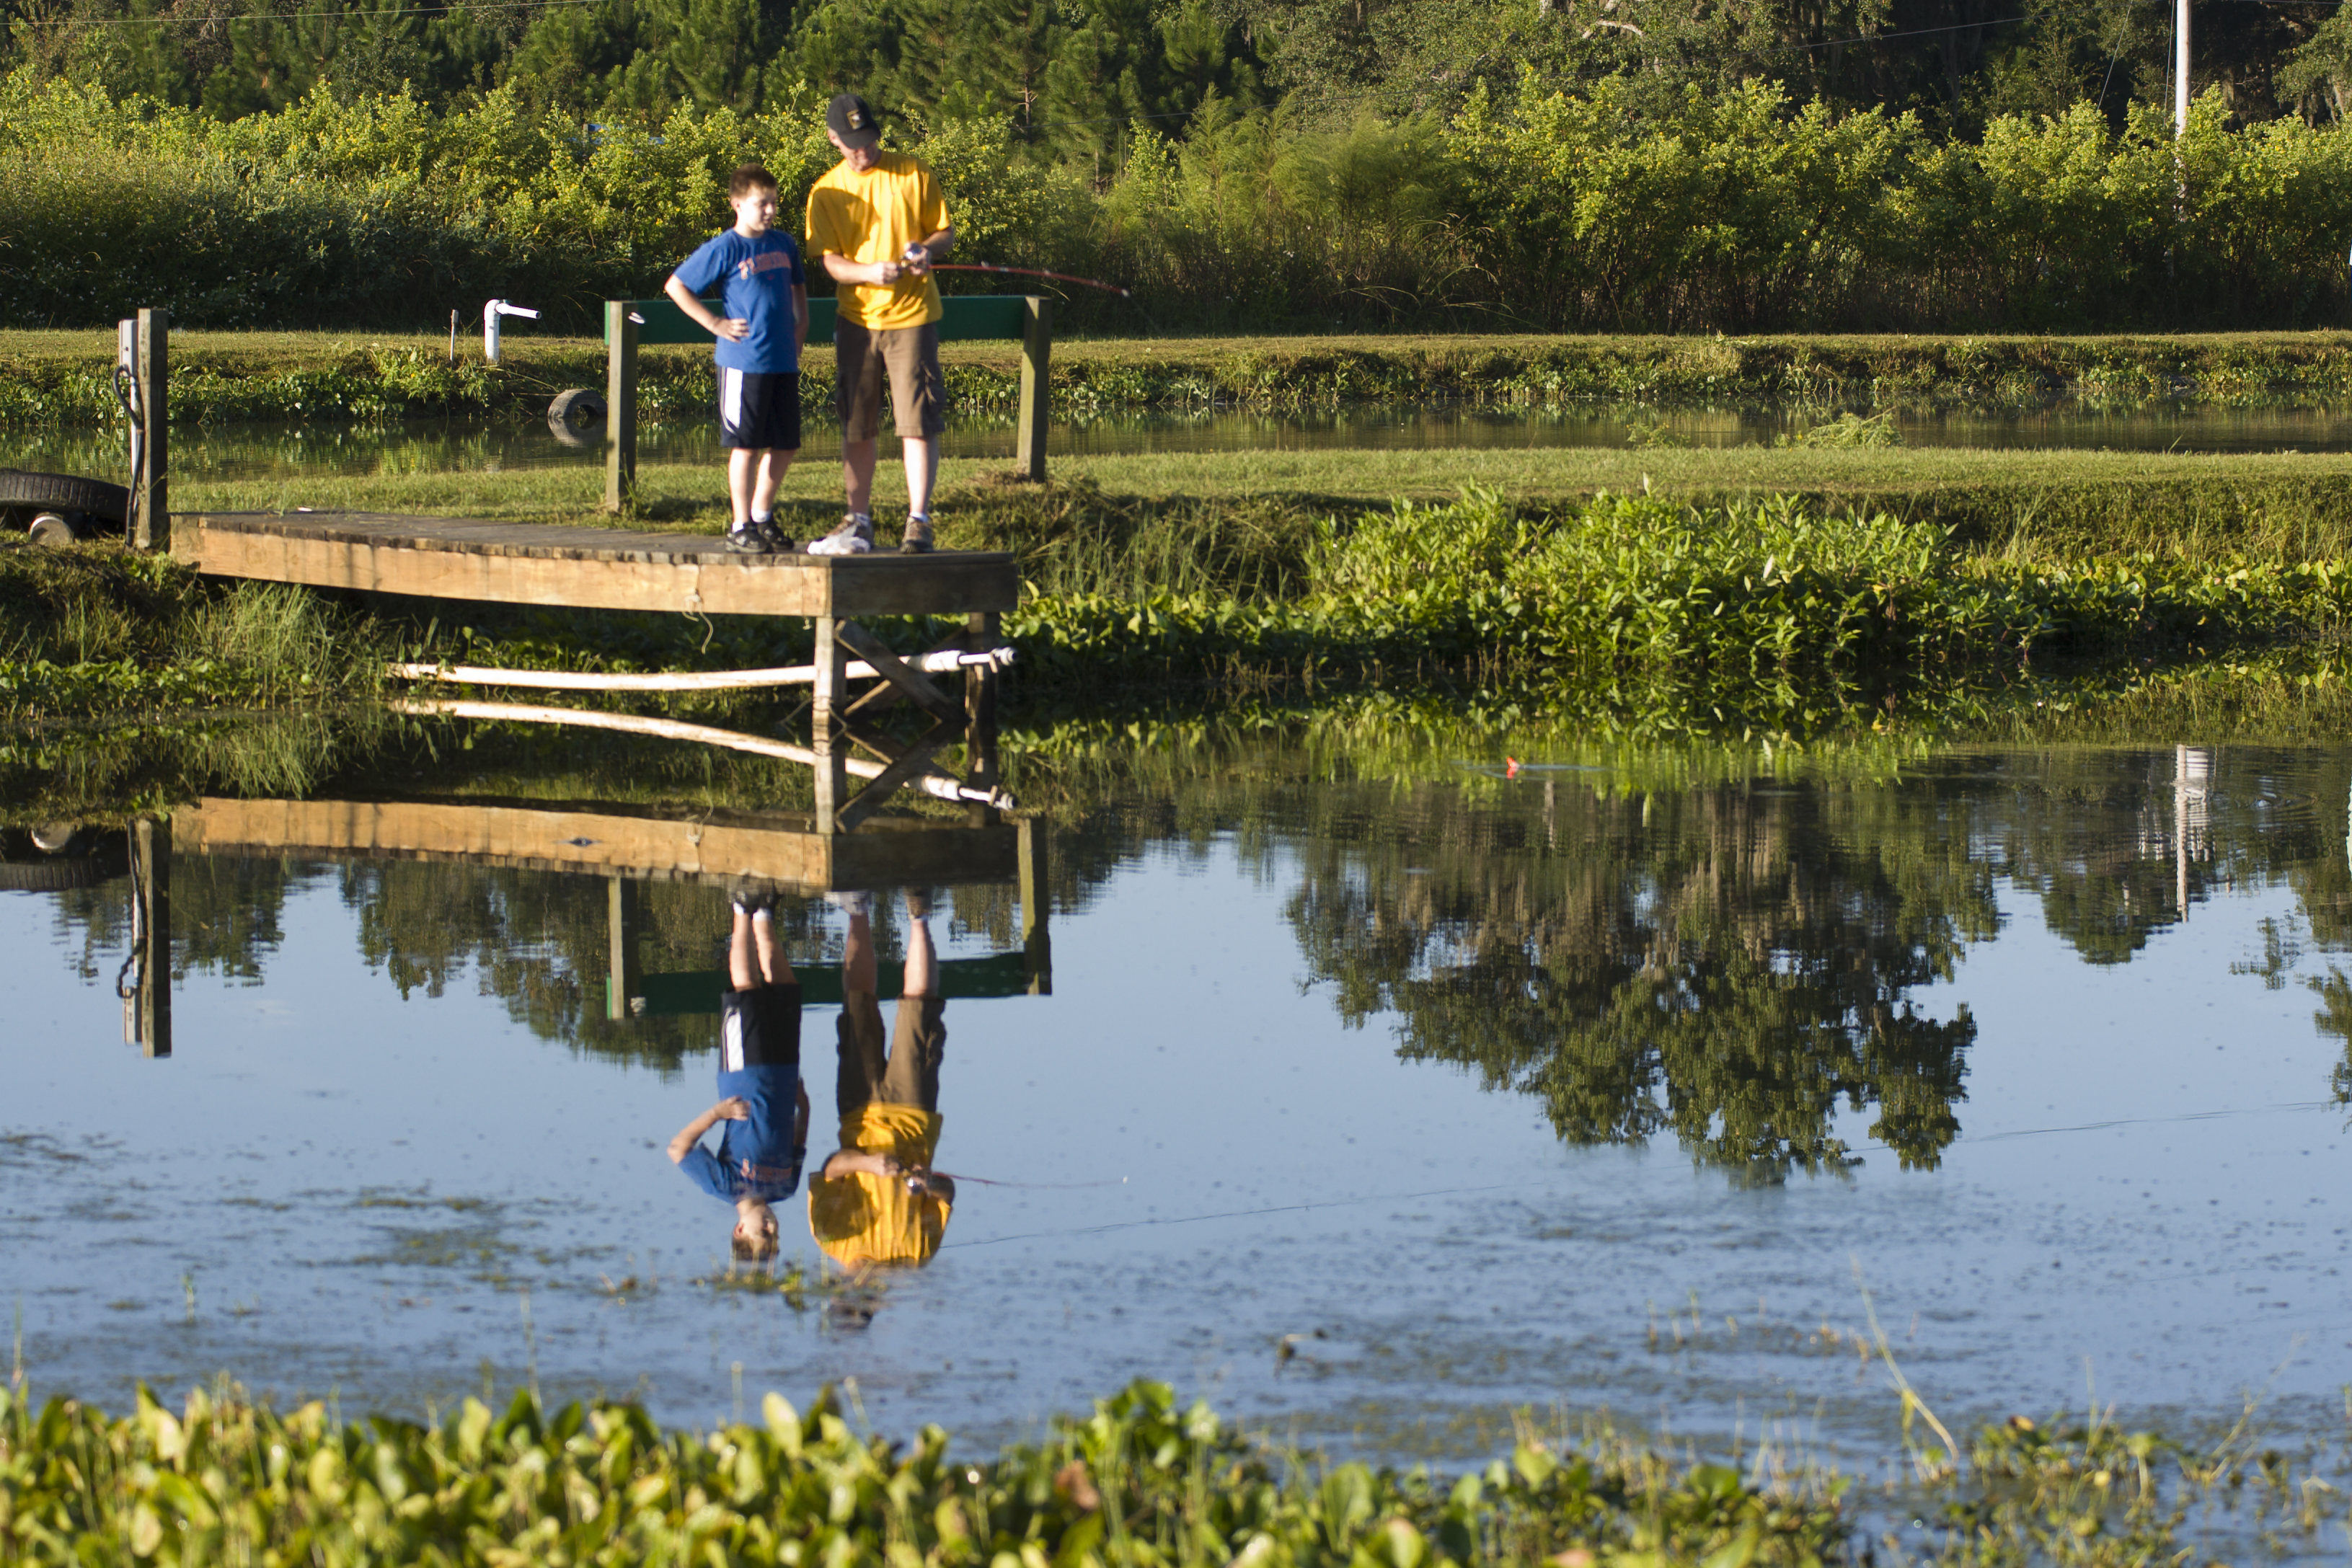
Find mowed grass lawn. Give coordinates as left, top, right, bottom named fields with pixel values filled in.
left=174, top=443, right=2352, bottom=563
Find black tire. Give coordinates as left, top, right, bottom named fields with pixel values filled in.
left=548, top=389, right=608, bottom=427
left=0, top=469, right=131, bottom=524
left=0, top=855, right=116, bottom=891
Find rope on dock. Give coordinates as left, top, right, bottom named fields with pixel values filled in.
left=388, top=647, right=1015, bottom=693
left=393, top=699, right=1018, bottom=812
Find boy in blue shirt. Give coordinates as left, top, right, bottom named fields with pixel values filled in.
left=665, top=163, right=810, bottom=553
left=666, top=886, right=809, bottom=1259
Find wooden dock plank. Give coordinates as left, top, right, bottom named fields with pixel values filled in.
left=180, top=512, right=1019, bottom=618
left=178, top=797, right=1020, bottom=891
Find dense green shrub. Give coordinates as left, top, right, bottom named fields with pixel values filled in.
left=6, top=66, right=2352, bottom=332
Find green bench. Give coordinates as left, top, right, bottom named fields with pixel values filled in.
left=610, top=950, right=1038, bottom=1019
left=601, top=294, right=1052, bottom=510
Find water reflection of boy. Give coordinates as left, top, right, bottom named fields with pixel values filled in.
left=808, top=890, right=955, bottom=1266
left=667, top=889, right=810, bottom=1260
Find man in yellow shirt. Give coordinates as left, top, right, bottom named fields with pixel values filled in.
left=803, top=94, right=956, bottom=556
left=807, top=888, right=955, bottom=1266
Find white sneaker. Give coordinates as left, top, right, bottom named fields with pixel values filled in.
left=824, top=890, right=872, bottom=918
left=807, top=514, right=873, bottom=556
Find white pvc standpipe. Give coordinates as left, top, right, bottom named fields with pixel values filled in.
left=388, top=647, right=1015, bottom=694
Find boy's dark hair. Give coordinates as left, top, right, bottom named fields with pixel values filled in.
left=729, top=163, right=779, bottom=198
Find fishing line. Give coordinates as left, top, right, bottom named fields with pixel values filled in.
left=926, top=1170, right=1128, bottom=1190
left=945, top=1179, right=1521, bottom=1250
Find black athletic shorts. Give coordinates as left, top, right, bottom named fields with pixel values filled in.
left=721, top=981, right=803, bottom=1069
left=719, top=369, right=802, bottom=451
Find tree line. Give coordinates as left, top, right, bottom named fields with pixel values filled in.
left=9, top=62, right=2352, bottom=334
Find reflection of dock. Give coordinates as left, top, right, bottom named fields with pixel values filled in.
left=124, top=797, right=1051, bottom=1056
left=179, top=795, right=1022, bottom=891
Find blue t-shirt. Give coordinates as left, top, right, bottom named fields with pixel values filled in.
left=678, top=1064, right=805, bottom=1203
left=671, top=229, right=806, bottom=373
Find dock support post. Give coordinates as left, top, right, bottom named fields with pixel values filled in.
left=133, top=308, right=169, bottom=552
left=1018, top=816, right=1051, bottom=996
left=604, top=301, right=638, bottom=513
left=812, top=616, right=849, bottom=832
left=606, top=876, right=642, bottom=1021
left=126, top=818, right=171, bottom=1058
left=1016, top=296, right=1051, bottom=483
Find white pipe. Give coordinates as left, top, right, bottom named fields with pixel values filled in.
left=387, top=647, right=1014, bottom=692
left=482, top=299, right=541, bottom=365
left=394, top=699, right=1017, bottom=810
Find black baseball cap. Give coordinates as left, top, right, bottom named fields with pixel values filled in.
left=827, top=94, right=882, bottom=150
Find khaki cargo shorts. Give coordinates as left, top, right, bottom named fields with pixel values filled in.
left=835, top=319, right=947, bottom=441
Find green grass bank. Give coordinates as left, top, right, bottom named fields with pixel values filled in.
left=14, top=331, right=2352, bottom=426
left=0, top=1376, right=2326, bottom=1567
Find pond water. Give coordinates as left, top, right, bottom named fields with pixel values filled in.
left=4, top=716, right=2348, bottom=1494
left=9, top=397, right=2352, bottom=484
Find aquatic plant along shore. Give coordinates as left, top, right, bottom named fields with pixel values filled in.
left=0, top=1375, right=2328, bottom=1567
left=14, top=482, right=2352, bottom=732
left=17, top=330, right=2352, bottom=428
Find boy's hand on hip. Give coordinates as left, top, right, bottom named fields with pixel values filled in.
left=716, top=317, right=750, bottom=341
left=715, top=1097, right=751, bottom=1120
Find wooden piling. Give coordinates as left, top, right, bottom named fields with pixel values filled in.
left=133, top=309, right=169, bottom=552
left=1018, top=815, right=1051, bottom=996
left=131, top=818, right=171, bottom=1058
left=604, top=301, right=638, bottom=513
left=606, top=876, right=642, bottom=1022
left=1016, top=297, right=1052, bottom=482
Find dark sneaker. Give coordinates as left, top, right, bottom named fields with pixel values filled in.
left=808, top=514, right=874, bottom=557
left=899, top=515, right=934, bottom=554
left=731, top=879, right=777, bottom=916
left=726, top=526, right=772, bottom=553
left=903, top=887, right=935, bottom=918
left=753, top=521, right=794, bottom=552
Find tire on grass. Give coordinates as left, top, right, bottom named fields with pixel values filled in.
left=0, top=469, right=131, bottom=526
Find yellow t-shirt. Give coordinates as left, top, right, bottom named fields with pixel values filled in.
left=804, top=152, right=952, bottom=331
left=807, top=1103, right=950, bottom=1266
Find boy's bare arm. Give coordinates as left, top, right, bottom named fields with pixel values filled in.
left=664, top=273, right=747, bottom=341
left=667, top=1097, right=751, bottom=1163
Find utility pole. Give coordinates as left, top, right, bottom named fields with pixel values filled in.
left=2174, top=0, right=2190, bottom=135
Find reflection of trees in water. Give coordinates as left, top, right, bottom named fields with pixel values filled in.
left=1283, top=781, right=1992, bottom=1181
left=342, top=862, right=740, bottom=1072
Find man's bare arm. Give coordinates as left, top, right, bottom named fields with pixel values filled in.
left=820, top=1149, right=898, bottom=1179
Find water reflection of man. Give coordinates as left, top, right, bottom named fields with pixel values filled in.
left=807, top=889, right=955, bottom=1266
left=668, top=887, right=810, bottom=1260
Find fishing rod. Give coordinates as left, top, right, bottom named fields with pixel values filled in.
left=927, top=262, right=1132, bottom=297
left=907, top=1170, right=1128, bottom=1191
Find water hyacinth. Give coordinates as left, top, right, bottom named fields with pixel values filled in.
left=0, top=1378, right=1857, bottom=1568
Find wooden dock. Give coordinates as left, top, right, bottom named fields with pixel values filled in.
left=175, top=511, right=1017, bottom=619
left=176, top=510, right=1019, bottom=833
